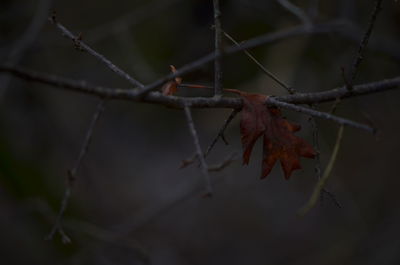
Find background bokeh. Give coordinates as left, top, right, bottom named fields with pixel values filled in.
left=1, top=0, right=400, bottom=264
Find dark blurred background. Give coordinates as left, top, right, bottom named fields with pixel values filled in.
left=1, top=0, right=400, bottom=264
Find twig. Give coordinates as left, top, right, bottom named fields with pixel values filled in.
left=204, top=108, right=239, bottom=157
left=183, top=104, right=213, bottom=196
left=180, top=108, right=238, bottom=169
left=298, top=125, right=345, bottom=216
left=309, top=111, right=322, bottom=182
left=49, top=16, right=144, bottom=88
left=179, top=153, right=198, bottom=169
left=222, top=30, right=294, bottom=94
left=266, top=98, right=374, bottom=133
left=46, top=99, right=106, bottom=242
left=308, top=110, right=341, bottom=208
left=208, top=152, right=238, bottom=172
left=180, top=152, right=237, bottom=171
left=213, top=0, right=223, bottom=97
left=348, top=0, right=383, bottom=88
left=276, top=0, right=312, bottom=28
left=335, top=19, right=400, bottom=61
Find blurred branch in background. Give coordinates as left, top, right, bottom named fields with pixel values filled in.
left=86, top=0, right=185, bottom=43
left=0, top=0, right=52, bottom=101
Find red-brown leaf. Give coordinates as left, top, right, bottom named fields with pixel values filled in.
left=226, top=89, right=316, bottom=179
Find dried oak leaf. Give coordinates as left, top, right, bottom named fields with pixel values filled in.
left=226, top=89, right=316, bottom=179
left=162, top=65, right=182, bottom=95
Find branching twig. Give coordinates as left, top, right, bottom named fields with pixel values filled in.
left=1, top=65, right=397, bottom=133
left=180, top=108, right=238, bottom=170
left=222, top=31, right=294, bottom=94
left=46, top=99, right=106, bottom=242
left=213, top=0, right=223, bottom=97
left=348, top=0, right=383, bottom=88
left=298, top=125, right=345, bottom=216
left=183, top=104, right=213, bottom=196
left=204, top=108, right=239, bottom=157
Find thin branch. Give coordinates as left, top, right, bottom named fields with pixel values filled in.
left=2, top=65, right=399, bottom=109
left=207, top=152, right=238, bottom=172
left=180, top=108, right=238, bottom=170
left=179, top=153, right=198, bottom=169
left=46, top=99, right=106, bottom=242
left=1, top=65, right=398, bottom=133
left=309, top=111, right=322, bottom=180
left=267, top=98, right=374, bottom=133
left=222, top=30, right=294, bottom=94
left=274, top=77, right=400, bottom=104
left=49, top=16, right=144, bottom=88
left=308, top=111, right=341, bottom=208
left=183, top=104, right=213, bottom=196
left=213, top=0, right=223, bottom=97
left=204, top=108, right=239, bottom=157
left=348, top=0, right=383, bottom=87
left=276, top=0, right=312, bottom=27
left=336, top=19, right=400, bottom=61
left=298, top=125, right=345, bottom=216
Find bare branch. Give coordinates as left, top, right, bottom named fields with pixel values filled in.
left=1, top=65, right=398, bottom=133
left=349, top=0, right=383, bottom=87
left=267, top=98, right=374, bottom=133
left=213, top=0, right=223, bottom=97
left=274, top=77, right=400, bottom=105
left=1, top=64, right=399, bottom=106
left=46, top=99, right=106, bottom=242
left=183, top=104, right=213, bottom=196
left=208, top=153, right=238, bottom=172
left=49, top=17, right=144, bottom=88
